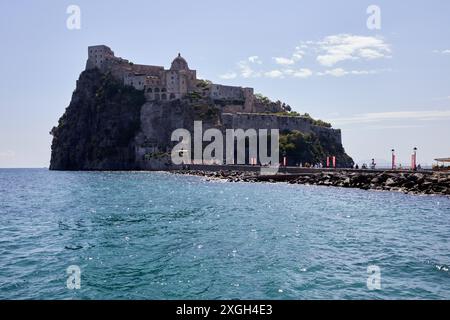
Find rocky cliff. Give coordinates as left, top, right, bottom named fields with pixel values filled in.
left=50, top=69, right=353, bottom=170
left=50, top=69, right=145, bottom=170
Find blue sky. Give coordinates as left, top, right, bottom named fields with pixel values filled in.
left=1, top=0, right=449, bottom=167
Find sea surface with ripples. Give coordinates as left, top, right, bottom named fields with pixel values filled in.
left=0, top=168, right=449, bottom=299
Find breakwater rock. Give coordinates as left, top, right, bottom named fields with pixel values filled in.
left=174, top=169, right=450, bottom=196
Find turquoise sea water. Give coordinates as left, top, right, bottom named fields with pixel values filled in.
left=0, top=168, right=449, bottom=300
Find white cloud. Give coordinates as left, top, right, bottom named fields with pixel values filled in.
left=349, top=70, right=373, bottom=75
left=219, top=72, right=237, bottom=80
left=317, top=68, right=382, bottom=77
left=328, top=110, right=450, bottom=125
left=257, top=68, right=312, bottom=79
left=273, top=57, right=296, bottom=66
left=434, top=49, right=450, bottom=54
left=239, top=62, right=253, bottom=78
left=223, top=34, right=391, bottom=80
left=237, top=59, right=312, bottom=79
left=248, top=56, right=262, bottom=64
left=319, top=68, right=347, bottom=77
left=264, top=70, right=284, bottom=78
left=238, top=60, right=260, bottom=78
left=292, top=53, right=303, bottom=60
left=273, top=47, right=304, bottom=66
left=292, top=68, right=313, bottom=78
left=316, top=34, right=391, bottom=67
left=236, top=56, right=264, bottom=78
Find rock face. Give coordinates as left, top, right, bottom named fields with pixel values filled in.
left=135, top=99, right=223, bottom=169
left=50, top=68, right=353, bottom=170
left=50, top=69, right=145, bottom=170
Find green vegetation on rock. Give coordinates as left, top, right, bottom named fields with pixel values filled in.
left=196, top=79, right=212, bottom=88
left=254, top=93, right=271, bottom=105
left=279, top=130, right=353, bottom=167
left=193, top=103, right=220, bottom=121
left=302, top=113, right=332, bottom=128
left=186, top=91, right=203, bottom=101
left=267, top=111, right=301, bottom=117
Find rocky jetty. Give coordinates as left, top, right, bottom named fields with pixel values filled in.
left=174, top=169, right=450, bottom=196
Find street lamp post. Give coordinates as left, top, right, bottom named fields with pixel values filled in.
left=391, top=149, right=395, bottom=170
left=413, top=147, right=418, bottom=171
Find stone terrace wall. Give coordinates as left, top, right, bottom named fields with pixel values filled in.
left=222, top=113, right=342, bottom=144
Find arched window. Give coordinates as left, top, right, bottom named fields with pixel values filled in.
left=155, top=94, right=160, bottom=100
left=147, top=88, right=152, bottom=93
left=169, top=93, right=176, bottom=100
left=161, top=94, right=167, bottom=100
left=154, top=88, right=160, bottom=93
left=161, top=88, right=167, bottom=92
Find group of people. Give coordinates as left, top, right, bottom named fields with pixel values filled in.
left=295, top=162, right=325, bottom=168
left=353, top=162, right=422, bottom=170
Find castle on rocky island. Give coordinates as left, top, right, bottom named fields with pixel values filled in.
left=86, top=45, right=259, bottom=113
left=49, top=45, right=354, bottom=171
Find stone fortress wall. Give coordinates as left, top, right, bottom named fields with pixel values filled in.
left=222, top=113, right=342, bottom=145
